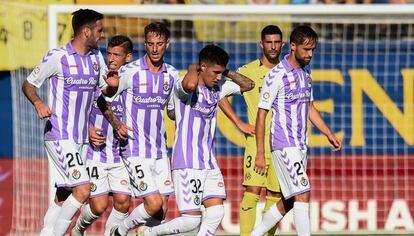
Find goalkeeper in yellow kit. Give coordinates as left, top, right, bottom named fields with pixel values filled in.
left=219, top=25, right=284, bottom=236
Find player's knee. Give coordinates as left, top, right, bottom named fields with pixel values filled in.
left=90, top=198, right=109, bottom=215
left=72, top=183, right=91, bottom=203
left=113, top=195, right=131, bottom=213
left=144, top=194, right=163, bottom=216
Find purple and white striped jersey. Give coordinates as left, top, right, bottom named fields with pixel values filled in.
left=170, top=78, right=241, bottom=170
left=107, top=55, right=179, bottom=159
left=258, top=55, right=314, bottom=151
left=27, top=42, right=108, bottom=143
left=87, top=89, right=123, bottom=164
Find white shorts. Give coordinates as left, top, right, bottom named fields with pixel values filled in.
left=86, top=160, right=132, bottom=198
left=271, top=147, right=310, bottom=199
left=173, top=168, right=226, bottom=213
left=45, top=140, right=89, bottom=188
left=122, top=157, right=174, bottom=198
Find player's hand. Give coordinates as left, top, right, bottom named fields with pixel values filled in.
left=34, top=101, right=51, bottom=119
left=104, top=70, right=120, bottom=88
left=114, top=123, right=133, bottom=140
left=238, top=122, right=255, bottom=136
left=327, top=133, right=342, bottom=151
left=89, top=127, right=106, bottom=148
left=254, top=153, right=266, bottom=175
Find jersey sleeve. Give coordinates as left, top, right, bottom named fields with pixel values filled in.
left=219, top=79, right=241, bottom=100
left=97, top=51, right=108, bottom=89
left=26, top=49, right=60, bottom=88
left=258, top=70, right=283, bottom=111
left=175, top=77, right=190, bottom=101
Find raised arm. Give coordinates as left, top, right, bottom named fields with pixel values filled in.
left=254, top=108, right=269, bottom=175
left=97, top=95, right=131, bottom=140
left=309, top=102, right=342, bottom=151
left=181, top=64, right=200, bottom=93
left=224, top=70, right=255, bottom=93
left=22, top=80, right=51, bottom=119
left=101, top=70, right=120, bottom=97
left=219, top=97, right=255, bottom=136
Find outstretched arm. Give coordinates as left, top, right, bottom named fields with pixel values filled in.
left=97, top=95, right=131, bottom=140
left=224, top=70, right=255, bottom=93
left=22, top=80, right=51, bottom=119
left=309, top=102, right=342, bottom=151
left=219, top=97, right=255, bottom=136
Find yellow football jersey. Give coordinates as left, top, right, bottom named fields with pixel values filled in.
left=238, top=59, right=273, bottom=157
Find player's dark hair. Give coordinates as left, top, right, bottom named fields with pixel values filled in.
left=290, top=25, right=318, bottom=45
left=144, top=22, right=170, bottom=40
left=199, top=45, right=229, bottom=67
left=261, top=25, right=283, bottom=40
left=72, top=9, right=104, bottom=37
left=108, top=35, right=133, bottom=54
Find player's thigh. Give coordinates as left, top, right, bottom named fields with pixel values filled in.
left=125, top=157, right=158, bottom=198
left=45, top=140, right=89, bottom=188
left=86, top=161, right=109, bottom=198
left=266, top=157, right=281, bottom=193
left=202, top=168, right=226, bottom=202
left=108, top=162, right=132, bottom=196
left=271, top=147, right=310, bottom=200
left=153, top=158, right=174, bottom=196
left=172, top=169, right=207, bottom=213
left=242, top=149, right=268, bottom=189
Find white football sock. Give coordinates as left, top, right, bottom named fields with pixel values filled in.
left=39, top=201, right=61, bottom=236
left=293, top=202, right=310, bottom=236
left=250, top=204, right=283, bottom=236
left=104, top=207, right=129, bottom=236
left=197, top=205, right=224, bottom=236
left=118, top=204, right=151, bottom=236
left=147, top=214, right=201, bottom=236
left=74, top=204, right=99, bottom=233
left=52, top=194, right=83, bottom=236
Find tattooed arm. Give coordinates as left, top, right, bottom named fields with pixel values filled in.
left=97, top=95, right=131, bottom=140
left=223, top=69, right=255, bottom=93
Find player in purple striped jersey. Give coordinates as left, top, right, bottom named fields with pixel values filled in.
left=104, top=22, right=178, bottom=236
left=251, top=25, right=342, bottom=236
left=71, top=35, right=133, bottom=236
left=22, top=9, right=119, bottom=236
left=136, top=45, right=255, bottom=236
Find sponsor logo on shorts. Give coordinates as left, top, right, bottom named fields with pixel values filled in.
left=93, top=62, right=99, bottom=72
left=139, top=181, right=148, bottom=191
left=194, top=195, right=201, bottom=205
left=300, top=177, right=308, bottom=187
left=164, top=180, right=171, bottom=186
left=90, top=183, right=97, bottom=192
left=72, top=169, right=81, bottom=180
left=217, top=181, right=224, bottom=188
left=120, top=179, right=128, bottom=185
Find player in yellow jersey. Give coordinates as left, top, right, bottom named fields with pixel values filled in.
left=219, top=25, right=284, bottom=236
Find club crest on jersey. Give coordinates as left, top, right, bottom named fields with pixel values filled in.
left=93, top=62, right=99, bottom=72
left=139, top=181, right=148, bottom=191
left=90, top=183, right=97, bottom=192
left=163, top=81, right=169, bottom=92
left=72, top=169, right=81, bottom=180
left=300, top=177, right=308, bottom=187
left=212, top=90, right=218, bottom=99
left=194, top=195, right=201, bottom=205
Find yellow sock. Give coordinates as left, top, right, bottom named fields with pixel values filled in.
left=240, top=191, right=260, bottom=236
left=263, top=195, right=281, bottom=236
